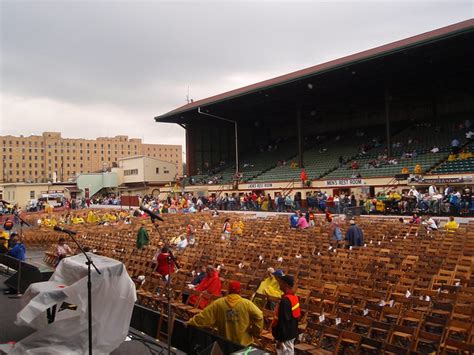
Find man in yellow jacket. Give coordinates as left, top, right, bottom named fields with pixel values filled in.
left=445, top=216, right=459, bottom=233
left=188, top=280, right=263, bottom=346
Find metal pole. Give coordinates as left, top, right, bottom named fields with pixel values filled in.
left=297, top=108, right=303, bottom=168
left=87, top=260, right=93, bottom=355
left=234, top=122, right=239, bottom=175
left=385, top=86, right=392, bottom=157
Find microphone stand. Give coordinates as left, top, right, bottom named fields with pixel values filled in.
left=149, top=217, right=179, bottom=355
left=58, top=229, right=101, bottom=355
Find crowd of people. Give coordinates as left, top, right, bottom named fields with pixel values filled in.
left=364, top=185, right=472, bottom=216
left=138, top=184, right=474, bottom=217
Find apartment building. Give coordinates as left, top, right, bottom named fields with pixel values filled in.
left=0, top=132, right=182, bottom=183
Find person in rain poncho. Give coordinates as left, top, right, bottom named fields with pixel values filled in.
left=188, top=280, right=263, bottom=346
left=345, top=219, right=364, bottom=247
left=188, top=265, right=222, bottom=309
left=136, top=221, right=150, bottom=249
left=253, top=268, right=283, bottom=308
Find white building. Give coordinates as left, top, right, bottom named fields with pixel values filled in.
left=118, top=155, right=177, bottom=184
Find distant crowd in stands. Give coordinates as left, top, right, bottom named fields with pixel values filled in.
left=136, top=183, right=473, bottom=217
left=363, top=185, right=472, bottom=216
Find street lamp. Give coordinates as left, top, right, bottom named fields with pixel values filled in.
left=197, top=107, right=239, bottom=176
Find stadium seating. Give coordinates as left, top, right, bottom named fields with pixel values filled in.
left=187, top=120, right=469, bottom=184
left=187, top=138, right=298, bottom=185
left=325, top=152, right=448, bottom=179
left=432, top=144, right=474, bottom=174
left=326, top=121, right=466, bottom=179
left=433, top=158, right=474, bottom=174
left=250, top=126, right=387, bottom=182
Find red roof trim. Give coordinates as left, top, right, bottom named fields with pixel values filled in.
left=156, top=19, right=474, bottom=120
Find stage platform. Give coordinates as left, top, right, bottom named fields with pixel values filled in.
left=0, top=273, right=184, bottom=355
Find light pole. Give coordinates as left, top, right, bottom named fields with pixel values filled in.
left=197, top=107, right=239, bottom=176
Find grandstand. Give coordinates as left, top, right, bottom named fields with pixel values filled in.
left=157, top=20, right=474, bottom=194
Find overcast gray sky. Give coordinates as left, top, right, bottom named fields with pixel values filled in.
left=1, top=1, right=472, bottom=154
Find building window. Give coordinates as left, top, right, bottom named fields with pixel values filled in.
left=164, top=169, right=170, bottom=174
left=124, top=169, right=138, bottom=176
left=155, top=167, right=159, bottom=174
left=30, top=191, right=35, bottom=198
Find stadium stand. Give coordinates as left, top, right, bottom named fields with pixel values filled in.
left=187, top=138, right=298, bottom=185
left=251, top=126, right=391, bottom=182
left=326, top=120, right=466, bottom=179
left=432, top=143, right=474, bottom=174
left=187, top=119, right=470, bottom=184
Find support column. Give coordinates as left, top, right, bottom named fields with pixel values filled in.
left=184, top=124, right=194, bottom=176
left=297, top=107, right=304, bottom=168
left=385, top=86, right=392, bottom=158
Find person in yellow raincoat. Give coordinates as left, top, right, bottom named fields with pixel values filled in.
left=375, top=199, right=385, bottom=213
left=253, top=268, right=283, bottom=308
left=102, top=212, right=117, bottom=222
left=41, top=216, right=54, bottom=228
left=49, top=217, right=58, bottom=227
left=414, top=164, right=422, bottom=175
left=188, top=281, right=263, bottom=346
left=232, top=220, right=245, bottom=238
left=72, top=214, right=85, bottom=224
left=86, top=210, right=100, bottom=224
left=445, top=216, right=459, bottom=233
left=261, top=196, right=269, bottom=211
left=1, top=230, right=10, bottom=251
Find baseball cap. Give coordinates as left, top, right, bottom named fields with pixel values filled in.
left=278, top=275, right=295, bottom=288
left=272, top=269, right=284, bottom=277
left=228, top=280, right=241, bottom=294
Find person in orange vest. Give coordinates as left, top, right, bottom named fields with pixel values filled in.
left=272, top=272, right=300, bottom=354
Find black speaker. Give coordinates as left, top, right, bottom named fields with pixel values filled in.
left=1, top=255, right=53, bottom=293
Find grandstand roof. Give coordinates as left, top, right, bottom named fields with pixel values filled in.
left=155, top=19, right=474, bottom=124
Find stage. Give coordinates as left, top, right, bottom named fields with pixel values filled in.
left=0, top=272, right=184, bottom=355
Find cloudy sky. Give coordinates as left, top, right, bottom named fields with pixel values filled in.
left=1, top=0, right=472, bottom=155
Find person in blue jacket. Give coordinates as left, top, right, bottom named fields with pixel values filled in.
left=289, top=212, right=299, bottom=229
left=7, top=234, right=26, bottom=261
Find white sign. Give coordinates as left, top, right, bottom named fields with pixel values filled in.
left=248, top=183, right=273, bottom=189
left=325, top=179, right=364, bottom=187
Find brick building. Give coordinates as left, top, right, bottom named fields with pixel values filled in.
left=0, top=132, right=182, bottom=183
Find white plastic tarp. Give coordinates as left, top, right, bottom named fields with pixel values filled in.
left=10, top=253, right=137, bottom=354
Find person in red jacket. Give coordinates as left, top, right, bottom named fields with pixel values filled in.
left=155, top=246, right=175, bottom=279
left=188, top=265, right=222, bottom=309
left=300, top=169, right=308, bottom=186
